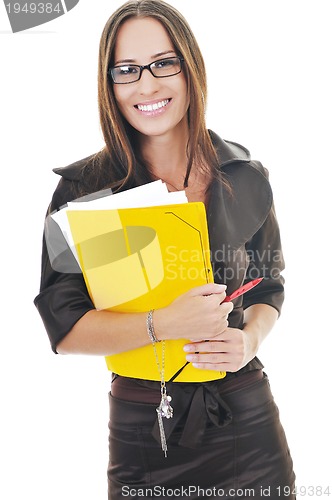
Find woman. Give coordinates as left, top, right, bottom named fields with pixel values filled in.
left=34, top=0, right=296, bottom=498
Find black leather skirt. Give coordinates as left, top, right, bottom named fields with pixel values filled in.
left=107, top=372, right=295, bottom=499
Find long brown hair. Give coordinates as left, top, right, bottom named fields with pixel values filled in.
left=81, top=0, right=223, bottom=195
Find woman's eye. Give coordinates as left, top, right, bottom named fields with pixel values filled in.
left=119, top=66, right=138, bottom=75
left=154, top=59, right=174, bottom=69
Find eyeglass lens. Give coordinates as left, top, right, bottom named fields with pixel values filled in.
left=111, top=57, right=183, bottom=84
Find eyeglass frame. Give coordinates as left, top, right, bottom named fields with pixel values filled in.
left=108, top=56, right=185, bottom=84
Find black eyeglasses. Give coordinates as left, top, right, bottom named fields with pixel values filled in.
left=108, top=56, right=184, bottom=84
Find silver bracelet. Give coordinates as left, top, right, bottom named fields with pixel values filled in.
left=146, top=309, right=160, bottom=343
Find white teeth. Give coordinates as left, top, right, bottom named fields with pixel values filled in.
left=137, top=99, right=169, bottom=112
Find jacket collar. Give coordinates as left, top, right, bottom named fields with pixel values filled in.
left=53, top=154, right=94, bottom=181
left=209, top=130, right=251, bottom=167
left=207, top=131, right=273, bottom=253
left=54, top=130, right=251, bottom=181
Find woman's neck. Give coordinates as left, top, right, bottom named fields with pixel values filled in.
left=138, top=120, right=211, bottom=203
left=139, top=122, right=189, bottom=188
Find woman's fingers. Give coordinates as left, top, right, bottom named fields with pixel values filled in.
left=183, top=328, right=249, bottom=372
left=188, top=283, right=227, bottom=297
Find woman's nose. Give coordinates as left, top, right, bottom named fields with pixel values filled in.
left=137, top=68, right=160, bottom=95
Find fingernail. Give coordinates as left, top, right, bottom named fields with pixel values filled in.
left=183, top=345, right=193, bottom=352
left=185, top=354, right=195, bottom=362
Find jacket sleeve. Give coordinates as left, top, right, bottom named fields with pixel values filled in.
left=242, top=196, right=285, bottom=315
left=34, top=178, right=95, bottom=353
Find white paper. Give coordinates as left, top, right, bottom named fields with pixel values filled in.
left=50, top=180, right=188, bottom=267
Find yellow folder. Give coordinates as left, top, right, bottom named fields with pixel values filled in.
left=66, top=202, right=226, bottom=382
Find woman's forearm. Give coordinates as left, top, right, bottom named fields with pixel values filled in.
left=56, top=309, right=149, bottom=355
left=242, top=303, right=279, bottom=357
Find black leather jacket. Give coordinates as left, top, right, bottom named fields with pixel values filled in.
left=34, top=130, right=285, bottom=376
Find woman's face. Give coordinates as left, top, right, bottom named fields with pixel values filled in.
left=112, top=17, right=189, bottom=140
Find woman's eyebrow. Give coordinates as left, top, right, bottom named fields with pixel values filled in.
left=114, top=50, right=176, bottom=65
left=152, top=50, right=176, bottom=59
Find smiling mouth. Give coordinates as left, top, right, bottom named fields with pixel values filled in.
left=134, top=99, right=171, bottom=112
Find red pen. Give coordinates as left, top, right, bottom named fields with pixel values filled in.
left=223, top=278, right=263, bottom=302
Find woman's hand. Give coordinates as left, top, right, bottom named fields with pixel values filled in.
left=154, top=283, right=233, bottom=342
left=183, top=327, right=255, bottom=373
left=182, top=304, right=279, bottom=372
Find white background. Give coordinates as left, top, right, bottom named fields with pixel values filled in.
left=0, top=1, right=331, bottom=498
